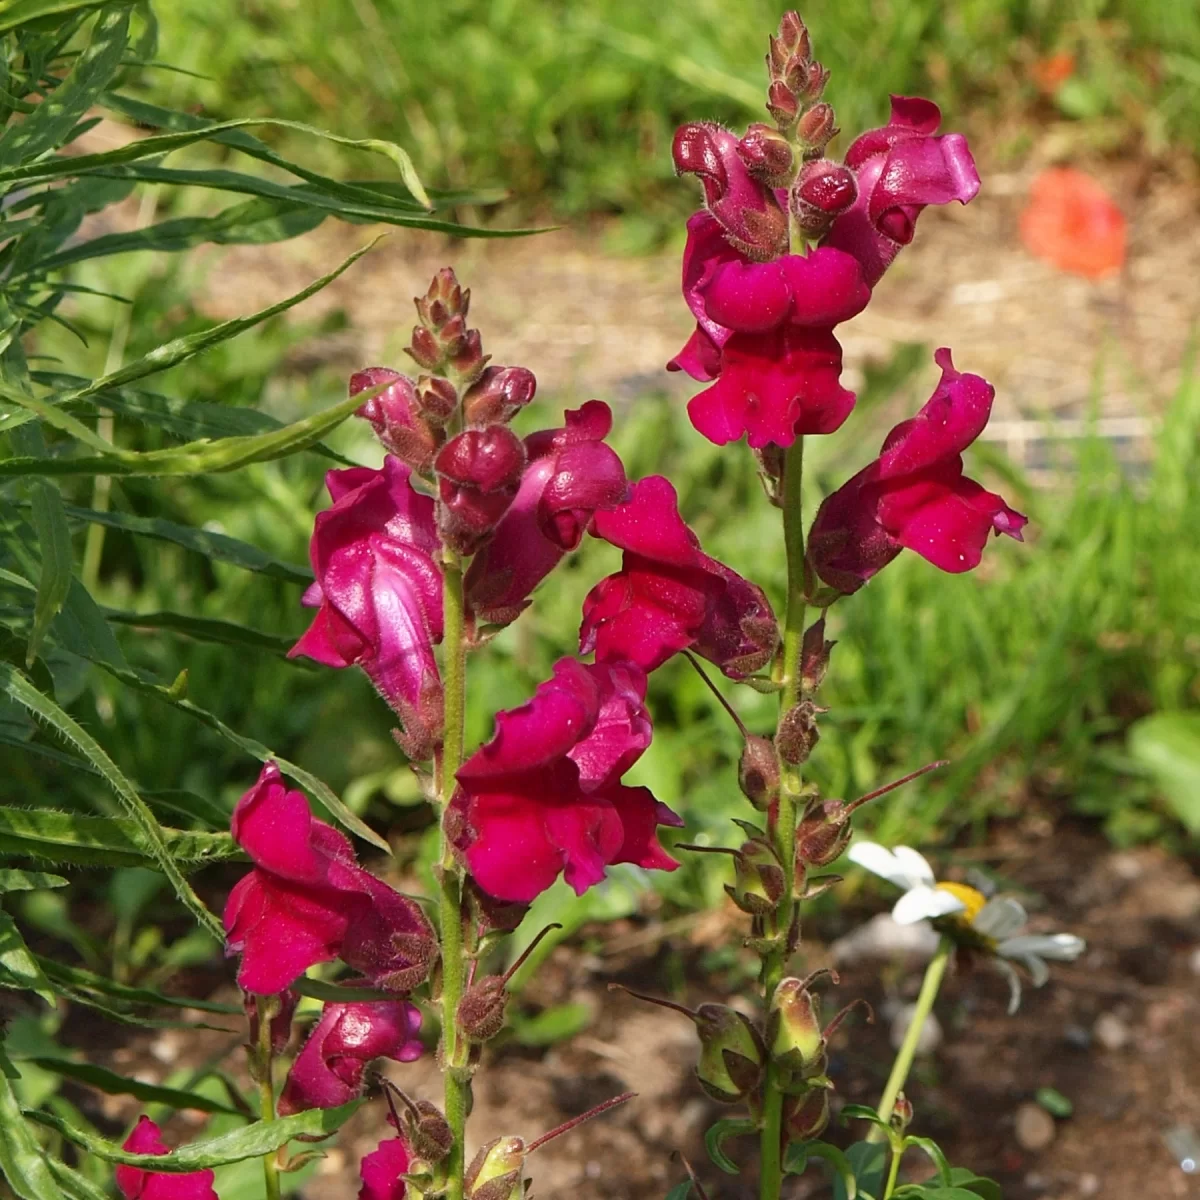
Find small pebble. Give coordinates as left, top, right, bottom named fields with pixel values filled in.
left=1093, top=1011, right=1130, bottom=1051
left=1062, top=1024, right=1092, bottom=1050
left=889, top=1004, right=943, bottom=1055
left=1189, top=946, right=1200, bottom=977
left=1078, top=1173, right=1100, bottom=1196
left=1014, top=1102, right=1057, bottom=1152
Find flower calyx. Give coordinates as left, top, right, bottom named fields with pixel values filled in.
left=456, top=924, right=562, bottom=1044
left=679, top=821, right=785, bottom=917
left=738, top=734, right=780, bottom=810
left=612, top=985, right=766, bottom=1104
left=776, top=700, right=824, bottom=766
left=769, top=971, right=872, bottom=1089
left=800, top=616, right=834, bottom=693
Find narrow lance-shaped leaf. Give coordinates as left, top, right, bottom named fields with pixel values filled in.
left=0, top=1048, right=67, bottom=1200
left=23, top=1057, right=242, bottom=1117
left=36, top=958, right=240, bottom=1015
left=25, top=1100, right=362, bottom=1170
left=0, top=663, right=225, bottom=939
left=103, top=609, right=306, bottom=658
left=0, top=911, right=57, bottom=1005
left=0, top=869, right=67, bottom=891
left=0, top=1, right=111, bottom=36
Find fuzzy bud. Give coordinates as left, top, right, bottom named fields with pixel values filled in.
left=465, top=1136, right=525, bottom=1200
left=416, top=375, right=458, bottom=425
left=726, top=837, right=786, bottom=917
left=773, top=12, right=811, bottom=64
left=769, top=976, right=828, bottom=1079
left=736, top=124, right=795, bottom=188
left=800, top=617, right=834, bottom=692
left=407, top=1100, right=454, bottom=1164
left=777, top=701, right=821, bottom=766
left=456, top=977, right=509, bottom=1044
left=407, top=325, right=444, bottom=372
left=738, top=735, right=780, bottom=810
left=351, top=367, right=442, bottom=472
left=451, top=326, right=489, bottom=386
left=463, top=365, right=537, bottom=427
left=796, top=103, right=837, bottom=154
left=415, top=267, right=469, bottom=330
left=695, top=1004, right=767, bottom=1104
left=766, top=80, right=800, bottom=127
left=435, top=426, right=526, bottom=555
left=791, top=159, right=857, bottom=239
left=782, top=1086, right=831, bottom=1144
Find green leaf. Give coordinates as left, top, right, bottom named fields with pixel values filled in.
left=26, top=1100, right=362, bottom=1169
left=0, top=240, right=376, bottom=446
left=0, top=664, right=224, bottom=939
left=794, top=1141, right=858, bottom=1198
left=23, top=1057, right=241, bottom=1116
left=55, top=504, right=311, bottom=583
left=46, top=1159, right=109, bottom=1200
left=0, top=0, right=110, bottom=36
left=945, top=1169, right=1004, bottom=1200
left=703, top=1117, right=756, bottom=1175
left=832, top=1142, right=887, bottom=1200
left=0, top=912, right=56, bottom=1006
left=840, top=1103, right=891, bottom=1131
left=664, top=1186, right=694, bottom=1200
left=103, top=609, right=305, bottom=658
left=0, top=8, right=130, bottom=168
left=903, top=1136, right=953, bottom=1187
left=0, top=806, right=238, bottom=870
left=1127, top=712, right=1200, bottom=831
left=37, top=958, right=239, bottom=1014
left=0, top=1048, right=67, bottom=1200
left=0, top=869, right=67, bottom=892
left=290, top=977, right=400, bottom=1004
left=1034, top=1086, right=1073, bottom=1118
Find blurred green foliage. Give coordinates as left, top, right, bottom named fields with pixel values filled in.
left=149, top=0, right=1200, bottom=232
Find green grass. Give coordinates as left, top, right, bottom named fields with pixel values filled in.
left=146, top=0, right=1200, bottom=233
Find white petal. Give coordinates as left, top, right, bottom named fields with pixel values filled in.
left=889, top=845, right=937, bottom=888
left=973, top=897, right=1027, bottom=940
left=998, top=933, right=1086, bottom=962
left=993, top=958, right=1023, bottom=1014
left=847, top=842, right=913, bottom=890
left=892, top=885, right=966, bottom=925
left=1018, top=954, right=1051, bottom=987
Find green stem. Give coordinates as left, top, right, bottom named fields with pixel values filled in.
left=882, top=1141, right=904, bottom=1200
left=438, top=548, right=469, bottom=1200
left=255, top=1001, right=282, bottom=1200
left=871, top=935, right=953, bottom=1140
left=759, top=437, right=806, bottom=1200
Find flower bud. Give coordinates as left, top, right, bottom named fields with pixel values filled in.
left=791, top=159, right=857, bottom=239
left=800, top=617, right=834, bottom=693
left=451, top=326, right=489, bottom=387
left=416, top=375, right=458, bottom=425
left=407, top=324, right=444, bottom=372
left=782, top=1086, right=831, bottom=1144
left=435, top=426, right=526, bottom=555
left=773, top=12, right=810, bottom=64
left=463, top=365, right=537, bottom=427
left=465, top=1136, right=525, bottom=1200
left=736, top=124, right=795, bottom=188
left=769, top=976, right=828, bottom=1079
left=725, top=836, right=786, bottom=917
left=407, top=1100, right=454, bottom=1165
left=738, top=735, right=779, bottom=810
left=777, top=701, right=821, bottom=766
left=695, top=1003, right=767, bottom=1104
left=891, top=1093, right=914, bottom=1132
left=766, top=81, right=800, bottom=127
left=798, top=62, right=831, bottom=102
left=673, top=121, right=788, bottom=260
left=351, top=367, right=442, bottom=472
left=796, top=103, right=837, bottom=154
left=415, top=267, right=469, bottom=330
left=456, top=976, right=509, bottom=1043
left=794, top=799, right=852, bottom=869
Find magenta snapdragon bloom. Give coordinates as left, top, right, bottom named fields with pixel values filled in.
left=277, top=1000, right=423, bottom=1114
left=359, top=1133, right=412, bottom=1200
left=289, top=456, right=444, bottom=757
left=464, top=402, right=627, bottom=625
left=450, top=657, right=680, bottom=902
left=822, top=95, right=981, bottom=287
left=115, top=1118, right=218, bottom=1200
left=223, top=763, right=434, bottom=994
left=581, top=475, right=778, bottom=677
left=668, top=212, right=871, bottom=448
left=808, top=349, right=1027, bottom=593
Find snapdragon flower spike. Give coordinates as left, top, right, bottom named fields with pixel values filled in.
left=115, top=1117, right=218, bottom=1200
left=668, top=211, right=870, bottom=448
left=289, top=456, right=444, bottom=759
left=223, top=763, right=435, bottom=994
left=808, top=350, right=1027, bottom=593
left=582, top=475, right=779, bottom=677
left=449, top=657, right=680, bottom=903
left=464, top=401, right=627, bottom=627
left=673, top=122, right=788, bottom=260
left=822, top=95, right=981, bottom=287
left=277, top=999, right=423, bottom=1114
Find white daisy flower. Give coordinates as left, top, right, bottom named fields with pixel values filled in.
left=847, top=841, right=1086, bottom=1013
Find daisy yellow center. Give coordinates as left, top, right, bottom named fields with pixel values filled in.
left=935, top=882, right=987, bottom=923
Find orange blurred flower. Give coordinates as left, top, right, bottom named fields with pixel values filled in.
left=1019, top=167, right=1126, bottom=278
left=1031, top=51, right=1076, bottom=95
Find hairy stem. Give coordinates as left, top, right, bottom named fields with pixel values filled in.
left=438, top=548, right=469, bottom=1200
left=759, top=437, right=806, bottom=1200
left=255, top=1001, right=282, bottom=1200
left=871, top=935, right=953, bottom=1140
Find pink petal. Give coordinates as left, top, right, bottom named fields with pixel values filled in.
left=359, top=1136, right=412, bottom=1200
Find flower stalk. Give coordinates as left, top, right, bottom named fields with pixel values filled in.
left=254, top=996, right=282, bottom=1200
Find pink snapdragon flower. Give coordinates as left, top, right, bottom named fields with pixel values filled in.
left=464, top=402, right=627, bottom=625
left=289, top=456, right=444, bottom=758
left=822, top=95, right=981, bottom=287
left=450, top=657, right=680, bottom=903
left=223, top=763, right=434, bottom=994
left=277, top=1000, right=423, bottom=1114
left=115, top=1118, right=218, bottom=1200
left=808, top=349, right=1026, bottom=593
left=668, top=211, right=871, bottom=448
left=359, top=1133, right=412, bottom=1200
left=581, top=475, right=778, bottom=677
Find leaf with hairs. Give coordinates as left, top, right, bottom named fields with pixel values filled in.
left=0, top=912, right=56, bottom=1005
left=37, top=958, right=239, bottom=1014
left=0, top=869, right=67, bottom=891
left=24, top=1058, right=242, bottom=1116
left=26, top=1101, right=361, bottom=1169
left=0, top=1048, right=67, bottom=1200
left=0, top=7, right=129, bottom=167
left=102, top=609, right=306, bottom=658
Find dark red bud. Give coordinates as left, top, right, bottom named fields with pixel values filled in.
left=799, top=62, right=831, bottom=101
left=456, top=978, right=508, bottom=1043
left=776, top=700, right=821, bottom=766
left=416, top=267, right=468, bottom=329
left=800, top=617, right=835, bottom=692
left=435, top=427, right=526, bottom=555
left=739, top=735, right=780, bottom=810
left=408, top=325, right=443, bottom=371
left=791, top=159, right=856, bottom=239
left=776, top=11, right=810, bottom=61
left=416, top=375, right=458, bottom=424
left=451, top=327, right=489, bottom=385
left=794, top=800, right=851, bottom=869
left=766, top=81, right=799, bottom=126
left=736, top=123, right=795, bottom=187
left=796, top=102, right=837, bottom=152
left=463, top=365, right=537, bottom=426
